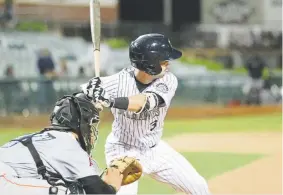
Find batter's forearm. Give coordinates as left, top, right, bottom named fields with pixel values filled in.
left=128, top=93, right=163, bottom=113
left=128, top=94, right=147, bottom=112
left=110, top=93, right=160, bottom=113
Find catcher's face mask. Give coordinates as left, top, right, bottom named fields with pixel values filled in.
left=73, top=93, right=100, bottom=155
left=51, top=93, right=100, bottom=155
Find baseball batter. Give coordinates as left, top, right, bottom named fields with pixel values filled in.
left=0, top=93, right=123, bottom=195
left=81, top=33, right=210, bottom=194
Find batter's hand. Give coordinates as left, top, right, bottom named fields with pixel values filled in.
left=82, top=77, right=102, bottom=100
left=102, top=167, right=123, bottom=192
left=93, top=87, right=113, bottom=108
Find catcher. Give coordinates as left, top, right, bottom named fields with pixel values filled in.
left=0, top=92, right=142, bottom=195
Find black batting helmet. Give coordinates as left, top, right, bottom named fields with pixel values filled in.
left=50, top=93, right=100, bottom=154
left=129, top=33, right=182, bottom=75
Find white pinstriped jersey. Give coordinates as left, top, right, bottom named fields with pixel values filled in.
left=99, top=67, right=178, bottom=148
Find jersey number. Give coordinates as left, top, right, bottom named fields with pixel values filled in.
left=150, top=120, right=158, bottom=131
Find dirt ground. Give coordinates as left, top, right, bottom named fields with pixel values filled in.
left=166, top=132, right=282, bottom=194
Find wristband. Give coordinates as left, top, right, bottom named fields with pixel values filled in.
left=110, top=97, right=129, bottom=110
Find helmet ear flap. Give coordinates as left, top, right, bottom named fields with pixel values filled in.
left=146, top=51, right=163, bottom=75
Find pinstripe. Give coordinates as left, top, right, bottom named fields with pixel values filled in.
left=120, top=72, right=126, bottom=138
left=104, top=86, right=118, bottom=93
left=152, top=170, right=187, bottom=193
left=139, top=120, right=144, bottom=136
left=103, top=76, right=117, bottom=84
left=123, top=131, right=128, bottom=145
left=130, top=81, right=137, bottom=138
left=129, top=132, right=133, bottom=146
left=124, top=73, right=133, bottom=145
left=117, top=72, right=124, bottom=142
left=103, top=82, right=117, bottom=89
left=113, top=71, right=122, bottom=140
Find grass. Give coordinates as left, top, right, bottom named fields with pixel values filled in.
left=137, top=152, right=264, bottom=194
left=179, top=56, right=282, bottom=78
left=162, top=113, right=282, bottom=137
left=104, top=38, right=129, bottom=49
left=15, top=21, right=48, bottom=32
left=184, top=152, right=264, bottom=179
left=0, top=113, right=280, bottom=194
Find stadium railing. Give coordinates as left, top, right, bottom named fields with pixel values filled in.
left=0, top=75, right=248, bottom=115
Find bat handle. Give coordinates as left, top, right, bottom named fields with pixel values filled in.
left=94, top=50, right=100, bottom=77
left=93, top=49, right=102, bottom=111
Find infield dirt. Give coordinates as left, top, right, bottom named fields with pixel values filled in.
left=166, top=132, right=282, bottom=194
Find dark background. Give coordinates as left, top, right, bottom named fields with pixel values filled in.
left=119, top=0, right=201, bottom=31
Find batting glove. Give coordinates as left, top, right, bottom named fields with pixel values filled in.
left=81, top=77, right=102, bottom=100
left=93, top=87, right=114, bottom=108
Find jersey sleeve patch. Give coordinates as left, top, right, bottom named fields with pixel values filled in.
left=156, top=83, right=169, bottom=93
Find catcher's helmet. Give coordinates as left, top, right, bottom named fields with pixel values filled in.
left=50, top=93, right=100, bottom=154
left=129, top=33, right=182, bottom=75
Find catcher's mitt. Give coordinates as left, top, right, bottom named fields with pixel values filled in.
left=107, top=156, right=143, bottom=185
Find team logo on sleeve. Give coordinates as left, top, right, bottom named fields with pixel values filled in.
left=156, top=83, right=169, bottom=93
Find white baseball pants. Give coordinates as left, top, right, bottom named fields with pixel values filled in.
left=105, top=140, right=210, bottom=195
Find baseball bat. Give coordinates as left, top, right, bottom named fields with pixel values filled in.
left=90, top=0, right=101, bottom=77
left=90, top=0, right=103, bottom=111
